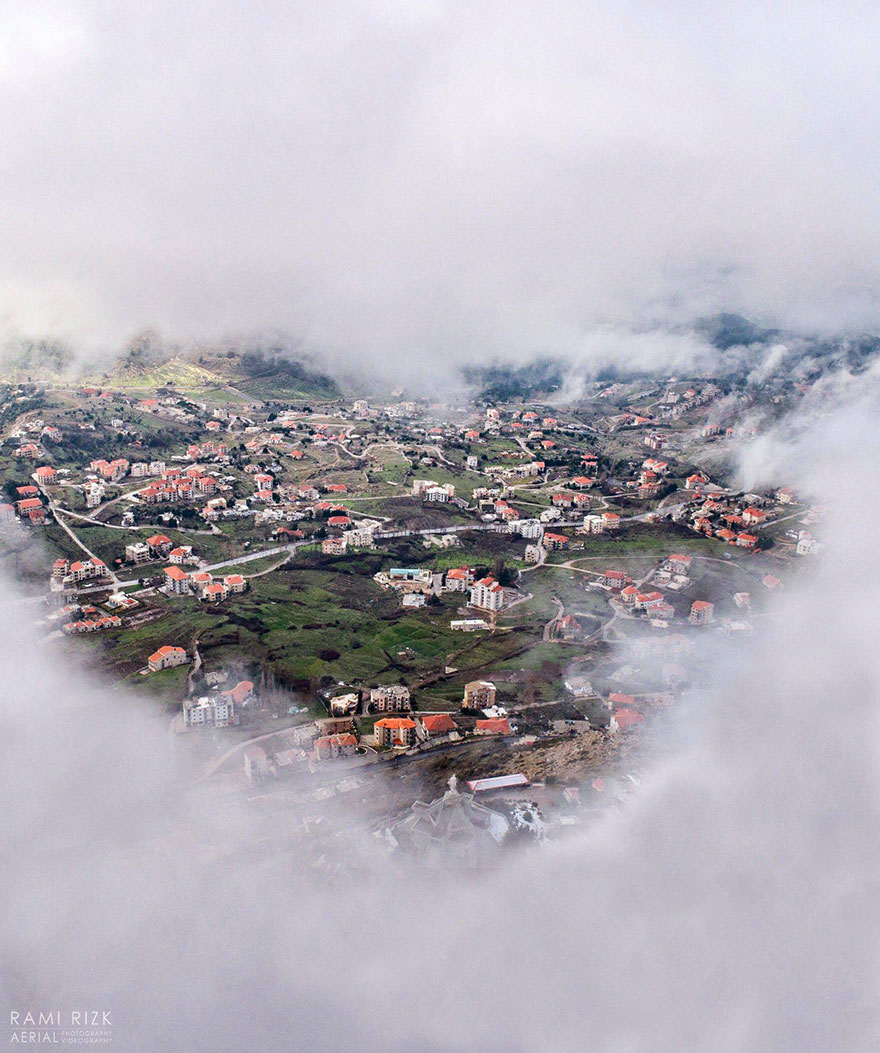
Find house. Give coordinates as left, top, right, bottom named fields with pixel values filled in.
left=314, top=733, right=358, bottom=760
left=469, top=576, right=505, bottom=611
left=475, top=718, right=512, bottom=736
left=145, top=534, right=173, bottom=557
left=16, top=497, right=44, bottom=517
left=796, top=532, right=822, bottom=556
left=599, top=569, right=628, bottom=588
left=444, top=567, right=473, bottom=592
left=620, top=584, right=641, bottom=605
left=221, top=680, right=254, bottom=707
left=202, top=582, right=229, bottom=603
left=330, top=692, right=360, bottom=716
left=190, top=571, right=213, bottom=594
left=736, top=533, right=758, bottom=549
left=602, top=512, right=621, bottom=530
left=322, top=536, right=347, bottom=555
left=612, top=708, right=645, bottom=732
left=462, top=680, right=496, bottom=710
left=742, top=507, right=768, bottom=526
left=666, top=554, right=691, bottom=573
left=34, top=465, right=57, bottom=484
left=370, top=685, right=411, bottom=712
left=543, top=532, right=569, bottom=550
left=634, top=591, right=666, bottom=611
left=420, top=713, right=456, bottom=737
left=148, top=645, right=188, bottom=672
left=374, top=717, right=418, bottom=748
left=125, top=542, right=151, bottom=565
left=224, top=574, right=247, bottom=593
left=168, top=545, right=194, bottom=564
left=689, top=600, right=714, bottom=625
left=524, top=544, right=544, bottom=564
left=244, top=746, right=269, bottom=783
left=65, top=558, right=109, bottom=584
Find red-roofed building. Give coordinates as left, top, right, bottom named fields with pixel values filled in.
left=475, top=718, right=512, bottom=736
left=543, top=533, right=569, bottom=550
left=314, top=733, right=358, bottom=760
left=420, top=714, right=456, bottom=737
left=689, top=600, right=714, bottom=625
left=146, top=534, right=172, bottom=556
left=221, top=680, right=254, bottom=707
left=163, top=565, right=190, bottom=594
left=374, top=717, right=418, bottom=748
left=148, top=645, right=188, bottom=672
left=611, top=708, right=644, bottom=732
left=742, top=507, right=768, bottom=526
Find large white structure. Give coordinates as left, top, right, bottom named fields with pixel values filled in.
left=469, top=576, right=505, bottom=611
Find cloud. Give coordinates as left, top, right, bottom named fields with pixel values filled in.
left=2, top=383, right=880, bottom=1049
left=1, top=1, right=880, bottom=371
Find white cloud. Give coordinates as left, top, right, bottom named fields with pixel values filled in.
left=1, top=1, right=879, bottom=369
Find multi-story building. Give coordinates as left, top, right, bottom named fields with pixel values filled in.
left=163, top=566, right=190, bottom=594
left=65, top=558, right=110, bottom=584
left=469, top=576, right=505, bottom=611
left=125, top=542, right=151, bottom=565
left=182, top=693, right=235, bottom=728
left=462, top=680, right=497, bottom=710
left=374, top=717, right=418, bottom=748
left=444, top=567, right=473, bottom=592
left=369, top=685, right=410, bottom=712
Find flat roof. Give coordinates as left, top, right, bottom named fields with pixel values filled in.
left=467, top=774, right=530, bottom=793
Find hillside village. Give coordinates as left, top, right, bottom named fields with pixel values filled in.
left=0, top=356, right=826, bottom=863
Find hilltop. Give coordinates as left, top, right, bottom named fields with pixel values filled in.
left=0, top=337, right=341, bottom=401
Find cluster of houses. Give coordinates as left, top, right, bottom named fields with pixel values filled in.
left=592, top=555, right=717, bottom=627
left=680, top=487, right=775, bottom=549
left=139, top=465, right=219, bottom=504
left=163, top=566, right=247, bottom=602
left=50, top=557, right=111, bottom=590
left=62, top=607, right=122, bottom=634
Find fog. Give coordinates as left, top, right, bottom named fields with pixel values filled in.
left=3, top=1, right=880, bottom=375
left=2, top=386, right=879, bottom=1050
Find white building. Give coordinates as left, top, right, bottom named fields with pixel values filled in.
left=125, top=542, right=151, bottom=564
left=470, top=576, right=505, bottom=611
left=512, top=518, right=544, bottom=539
left=182, top=694, right=235, bottom=728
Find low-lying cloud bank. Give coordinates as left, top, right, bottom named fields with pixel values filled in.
left=2, top=389, right=880, bottom=1049
left=2, top=2, right=880, bottom=373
